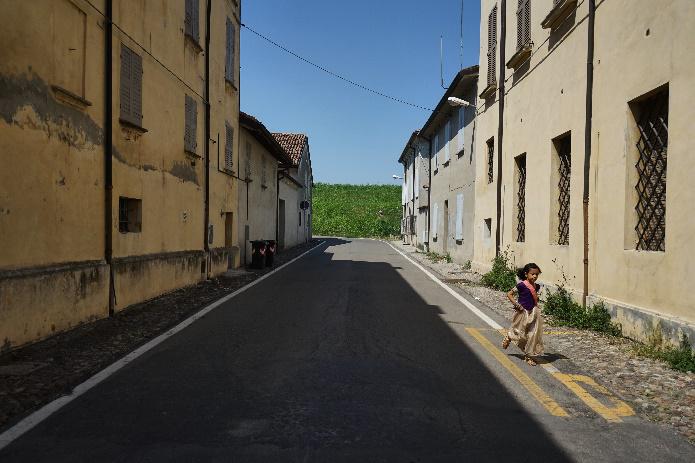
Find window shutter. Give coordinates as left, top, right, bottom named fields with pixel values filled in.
left=455, top=193, right=464, bottom=240
left=184, top=0, right=192, bottom=38
left=414, top=161, right=419, bottom=199
left=432, top=203, right=438, bottom=238
left=245, top=141, right=252, bottom=178
left=487, top=6, right=497, bottom=86
left=458, top=107, right=465, bottom=153
left=192, top=0, right=199, bottom=43
left=225, top=19, right=233, bottom=82
left=132, top=51, right=143, bottom=126
left=225, top=123, right=233, bottom=170
left=185, top=95, right=197, bottom=153
left=434, top=133, right=440, bottom=169
left=120, top=45, right=132, bottom=121
left=444, top=121, right=450, bottom=162
left=524, top=0, right=531, bottom=46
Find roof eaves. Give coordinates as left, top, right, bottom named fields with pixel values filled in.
left=420, top=64, right=479, bottom=137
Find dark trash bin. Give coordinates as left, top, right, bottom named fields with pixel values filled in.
left=250, top=240, right=267, bottom=269
left=265, top=240, right=276, bottom=267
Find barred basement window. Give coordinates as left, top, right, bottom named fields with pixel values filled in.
left=487, top=137, right=495, bottom=183
left=118, top=197, right=142, bottom=233
left=556, top=134, right=571, bottom=245
left=515, top=154, right=527, bottom=242
left=633, top=87, right=669, bottom=251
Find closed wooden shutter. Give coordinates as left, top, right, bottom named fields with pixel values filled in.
left=225, top=19, right=235, bottom=83
left=444, top=120, right=451, bottom=162
left=185, top=0, right=199, bottom=42
left=120, top=45, right=132, bottom=121
left=517, top=0, right=531, bottom=50
left=487, top=6, right=497, bottom=86
left=455, top=193, right=464, bottom=240
left=131, top=51, right=143, bottom=126
left=434, top=133, right=439, bottom=169
left=184, top=95, right=197, bottom=154
left=225, top=123, right=233, bottom=170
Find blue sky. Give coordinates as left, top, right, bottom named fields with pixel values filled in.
left=240, top=0, right=481, bottom=185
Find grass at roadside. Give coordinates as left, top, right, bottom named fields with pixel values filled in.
left=312, top=183, right=401, bottom=238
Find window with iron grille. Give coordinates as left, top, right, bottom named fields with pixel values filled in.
left=633, top=87, right=668, bottom=251
left=487, top=5, right=498, bottom=87
left=184, top=95, right=197, bottom=154
left=515, top=154, right=527, bottom=242
left=225, top=18, right=235, bottom=84
left=516, top=0, right=531, bottom=50
left=118, top=197, right=142, bottom=233
left=224, top=123, right=233, bottom=171
left=555, top=135, right=571, bottom=245
left=119, top=44, right=143, bottom=127
left=184, top=0, right=200, bottom=44
left=487, top=137, right=494, bottom=183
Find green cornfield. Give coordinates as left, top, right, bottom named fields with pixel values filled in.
left=312, top=183, right=402, bottom=238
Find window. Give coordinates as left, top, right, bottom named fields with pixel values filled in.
left=244, top=141, right=252, bottom=179
left=225, top=18, right=235, bottom=84
left=299, top=210, right=302, bottom=226
left=484, top=218, right=492, bottom=239
left=632, top=87, right=668, bottom=251
left=516, top=0, right=531, bottom=50
left=444, top=121, right=451, bottom=163
left=414, top=160, right=419, bottom=199
left=455, top=193, right=464, bottom=241
left=224, top=123, right=233, bottom=171
left=487, top=137, right=495, bottom=183
left=457, top=107, right=465, bottom=155
left=120, top=44, right=143, bottom=127
left=184, top=0, right=200, bottom=44
left=487, top=5, right=498, bottom=87
left=118, top=197, right=142, bottom=233
left=184, top=95, right=197, bottom=154
left=515, top=154, right=527, bottom=242
left=554, top=134, right=571, bottom=245
left=433, top=132, right=440, bottom=170
left=261, top=156, right=267, bottom=187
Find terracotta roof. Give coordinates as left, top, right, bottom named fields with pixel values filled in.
left=271, top=133, right=308, bottom=166
left=239, top=112, right=293, bottom=165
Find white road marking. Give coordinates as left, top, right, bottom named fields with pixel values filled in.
left=0, top=241, right=325, bottom=450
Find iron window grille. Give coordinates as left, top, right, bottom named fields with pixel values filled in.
left=517, top=0, right=531, bottom=51
left=487, top=138, right=494, bottom=183
left=634, top=88, right=668, bottom=252
left=557, top=136, right=571, bottom=245
left=516, top=154, right=526, bottom=242
left=118, top=197, right=129, bottom=233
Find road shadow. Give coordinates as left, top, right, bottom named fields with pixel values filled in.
left=1, top=239, right=573, bottom=462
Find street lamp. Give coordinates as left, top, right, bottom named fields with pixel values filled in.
left=447, top=96, right=471, bottom=107
left=392, top=174, right=403, bottom=180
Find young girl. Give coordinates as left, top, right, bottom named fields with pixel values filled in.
left=502, top=263, right=544, bottom=366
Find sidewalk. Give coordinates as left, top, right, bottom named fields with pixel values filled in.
left=390, top=240, right=695, bottom=445
left=0, top=240, right=323, bottom=432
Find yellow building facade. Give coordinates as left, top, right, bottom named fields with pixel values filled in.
left=0, top=0, right=242, bottom=350
left=473, top=0, right=695, bottom=346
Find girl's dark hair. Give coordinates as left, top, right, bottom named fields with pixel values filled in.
left=517, top=263, right=541, bottom=280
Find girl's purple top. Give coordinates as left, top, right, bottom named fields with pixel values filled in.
left=516, top=281, right=539, bottom=311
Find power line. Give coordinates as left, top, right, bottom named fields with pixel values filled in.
left=242, top=23, right=434, bottom=112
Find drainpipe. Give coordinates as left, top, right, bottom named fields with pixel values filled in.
left=203, top=0, right=211, bottom=275
left=104, top=0, right=114, bottom=316
left=276, top=169, right=282, bottom=244
left=582, top=0, right=596, bottom=307
left=411, top=147, right=416, bottom=241
left=495, top=0, right=507, bottom=257
left=427, top=135, right=432, bottom=252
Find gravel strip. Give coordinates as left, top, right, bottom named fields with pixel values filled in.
left=0, top=240, right=323, bottom=432
left=391, top=240, right=695, bottom=445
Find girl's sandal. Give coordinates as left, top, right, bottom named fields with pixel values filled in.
left=525, top=356, right=537, bottom=366
left=501, top=336, right=511, bottom=349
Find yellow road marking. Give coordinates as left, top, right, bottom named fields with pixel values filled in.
left=547, top=372, right=634, bottom=423
left=492, top=328, right=573, bottom=336
left=465, top=328, right=569, bottom=417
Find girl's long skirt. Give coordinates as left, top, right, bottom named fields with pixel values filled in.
left=508, top=306, right=544, bottom=356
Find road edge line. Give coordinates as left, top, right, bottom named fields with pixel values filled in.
left=0, top=240, right=326, bottom=450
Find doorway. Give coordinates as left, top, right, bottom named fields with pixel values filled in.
left=278, top=199, right=286, bottom=250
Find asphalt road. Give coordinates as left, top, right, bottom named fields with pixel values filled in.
left=1, top=238, right=693, bottom=462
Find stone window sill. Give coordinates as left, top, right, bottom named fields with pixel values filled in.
left=506, top=44, right=532, bottom=69
left=119, top=118, right=148, bottom=133
left=479, top=83, right=497, bottom=99
left=52, top=85, right=91, bottom=109
left=542, top=0, right=578, bottom=30
left=185, top=34, right=203, bottom=54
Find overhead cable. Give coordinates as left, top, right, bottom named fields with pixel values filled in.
left=242, top=23, right=434, bottom=112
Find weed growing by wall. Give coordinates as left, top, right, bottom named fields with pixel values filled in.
left=481, top=249, right=516, bottom=291
left=543, top=287, right=622, bottom=336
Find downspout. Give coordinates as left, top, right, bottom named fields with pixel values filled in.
left=276, top=169, right=282, bottom=244
left=582, top=0, right=596, bottom=307
left=427, top=135, right=432, bottom=252
left=411, top=146, right=415, bottom=240
left=495, top=0, right=507, bottom=257
left=105, top=0, right=114, bottom=315
left=203, top=0, right=211, bottom=275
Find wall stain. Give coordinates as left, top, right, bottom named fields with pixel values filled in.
left=170, top=161, right=199, bottom=185
left=0, top=70, right=103, bottom=149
